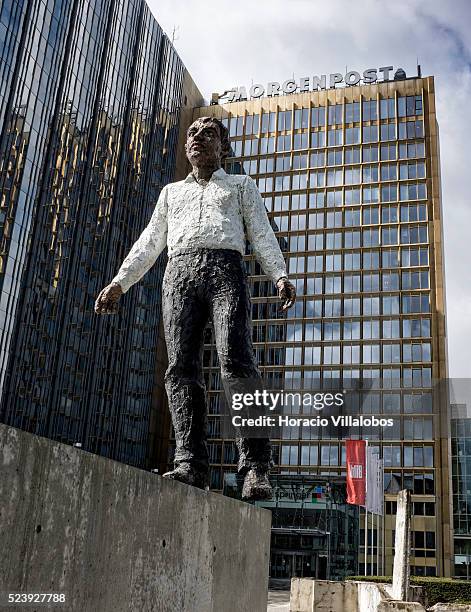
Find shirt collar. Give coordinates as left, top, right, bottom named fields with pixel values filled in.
left=184, top=167, right=227, bottom=183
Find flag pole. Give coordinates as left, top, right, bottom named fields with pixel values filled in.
left=377, top=511, right=380, bottom=576
left=370, top=511, right=373, bottom=576
left=382, top=509, right=386, bottom=576
left=371, top=511, right=375, bottom=576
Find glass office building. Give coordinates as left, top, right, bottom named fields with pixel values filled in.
left=188, top=74, right=451, bottom=577
left=450, top=387, right=471, bottom=579
left=0, top=0, right=202, bottom=467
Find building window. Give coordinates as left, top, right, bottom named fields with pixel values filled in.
left=261, top=111, right=276, bottom=132
left=345, top=209, right=361, bottom=227
left=399, top=161, right=426, bottom=180
left=403, top=319, right=431, bottom=338
left=294, top=108, right=309, bottom=129
left=381, top=143, right=397, bottom=160
left=311, top=106, right=326, bottom=127
left=403, top=342, right=432, bottom=363
left=363, top=144, right=379, bottom=162
left=363, top=251, right=380, bottom=269
left=362, top=100, right=378, bottom=121
left=399, top=141, right=425, bottom=159
left=363, top=164, right=379, bottom=183
left=310, top=151, right=325, bottom=167
left=281, top=444, right=299, bottom=465
left=363, top=125, right=378, bottom=143
left=382, top=295, right=400, bottom=315
left=362, top=228, right=380, bottom=247
left=402, top=294, right=430, bottom=314
left=363, top=185, right=379, bottom=203
left=245, top=113, right=260, bottom=135
left=400, top=225, right=428, bottom=244
left=380, top=122, right=396, bottom=141
left=398, top=95, right=423, bottom=117
left=401, top=271, right=429, bottom=290
left=380, top=98, right=396, bottom=119
left=346, top=127, right=360, bottom=144
left=346, top=102, right=361, bottom=123
left=328, top=128, right=343, bottom=146
left=381, top=163, right=398, bottom=181
left=328, top=104, right=343, bottom=125
left=310, top=131, right=326, bottom=148
left=229, top=115, right=244, bottom=137
left=363, top=319, right=380, bottom=339
left=401, top=247, right=429, bottom=266
left=345, top=146, right=361, bottom=164
left=293, top=133, right=308, bottom=150
left=400, top=203, right=427, bottom=222
left=382, top=319, right=400, bottom=339
left=398, top=120, right=424, bottom=140
left=323, top=345, right=341, bottom=364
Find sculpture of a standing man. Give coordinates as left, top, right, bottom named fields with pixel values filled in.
left=95, top=117, right=296, bottom=500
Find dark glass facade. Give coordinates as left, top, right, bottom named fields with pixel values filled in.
left=452, top=412, right=471, bottom=578
left=191, top=76, right=451, bottom=577
left=0, top=0, right=201, bottom=467
left=451, top=392, right=471, bottom=579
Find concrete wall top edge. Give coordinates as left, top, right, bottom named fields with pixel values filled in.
left=0, top=422, right=271, bottom=520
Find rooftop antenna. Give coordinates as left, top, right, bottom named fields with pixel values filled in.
left=416, top=57, right=422, bottom=78
left=171, top=26, right=179, bottom=45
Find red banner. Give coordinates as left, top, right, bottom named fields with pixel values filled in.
left=346, top=440, right=366, bottom=506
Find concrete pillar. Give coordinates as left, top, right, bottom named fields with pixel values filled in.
left=392, top=489, right=411, bottom=601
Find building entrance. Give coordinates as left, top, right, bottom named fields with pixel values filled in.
left=223, top=474, right=359, bottom=584
left=271, top=551, right=327, bottom=580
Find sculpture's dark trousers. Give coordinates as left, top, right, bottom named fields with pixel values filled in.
left=162, top=248, right=271, bottom=477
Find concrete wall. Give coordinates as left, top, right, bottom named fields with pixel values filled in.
left=377, top=604, right=425, bottom=612
left=428, top=606, right=471, bottom=611
left=289, top=579, right=426, bottom=612
left=290, top=579, right=358, bottom=611
left=0, top=424, right=271, bottom=612
left=357, top=582, right=385, bottom=612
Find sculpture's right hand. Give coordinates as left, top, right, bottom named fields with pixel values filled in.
left=94, top=282, right=123, bottom=315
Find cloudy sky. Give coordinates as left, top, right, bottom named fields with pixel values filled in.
left=148, top=0, right=471, bottom=378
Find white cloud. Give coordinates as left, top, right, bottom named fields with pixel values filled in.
left=148, top=0, right=471, bottom=377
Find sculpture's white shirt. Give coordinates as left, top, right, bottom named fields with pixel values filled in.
left=112, top=168, right=288, bottom=293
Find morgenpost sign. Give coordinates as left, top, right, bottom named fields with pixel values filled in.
left=218, top=65, right=410, bottom=103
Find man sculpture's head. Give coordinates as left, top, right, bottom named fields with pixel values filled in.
left=185, top=117, right=231, bottom=169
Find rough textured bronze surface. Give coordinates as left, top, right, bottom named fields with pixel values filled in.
left=162, top=248, right=271, bottom=477
left=108, top=168, right=289, bottom=292
left=95, top=117, right=296, bottom=493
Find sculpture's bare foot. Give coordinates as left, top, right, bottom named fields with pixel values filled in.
left=162, top=463, right=209, bottom=490
left=241, top=467, right=272, bottom=501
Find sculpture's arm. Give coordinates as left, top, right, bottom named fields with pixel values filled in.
left=111, top=185, right=168, bottom=293
left=241, top=175, right=288, bottom=285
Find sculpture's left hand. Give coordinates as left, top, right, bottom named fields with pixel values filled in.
left=276, top=277, right=296, bottom=311
left=94, top=282, right=123, bottom=314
